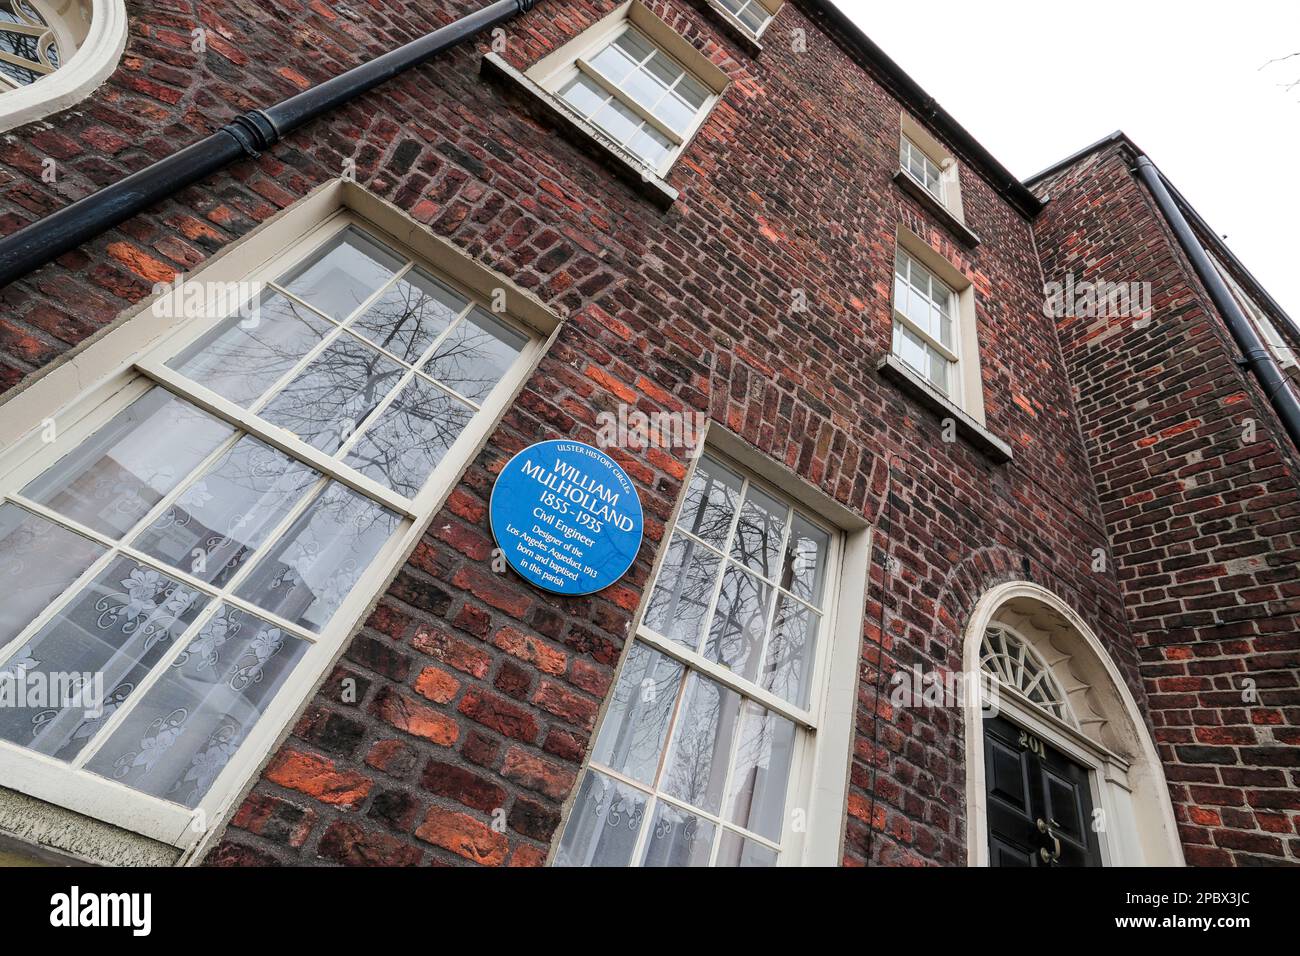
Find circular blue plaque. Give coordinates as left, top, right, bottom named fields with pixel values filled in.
left=489, top=440, right=644, bottom=596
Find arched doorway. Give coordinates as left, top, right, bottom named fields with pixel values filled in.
left=963, top=581, right=1184, bottom=866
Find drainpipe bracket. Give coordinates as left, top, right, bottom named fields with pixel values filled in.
left=222, top=110, right=280, bottom=161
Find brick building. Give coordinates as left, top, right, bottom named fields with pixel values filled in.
left=0, top=0, right=1294, bottom=868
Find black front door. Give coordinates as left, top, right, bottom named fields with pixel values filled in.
left=983, top=714, right=1104, bottom=867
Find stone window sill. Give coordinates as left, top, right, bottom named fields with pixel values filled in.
left=876, top=353, right=1012, bottom=463
left=892, top=170, right=981, bottom=248
left=481, top=52, right=678, bottom=211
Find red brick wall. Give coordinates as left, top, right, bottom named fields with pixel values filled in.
left=3, top=0, right=1137, bottom=866
left=1032, top=142, right=1300, bottom=865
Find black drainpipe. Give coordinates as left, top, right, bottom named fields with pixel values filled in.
left=0, top=0, right=537, bottom=289
left=1134, top=155, right=1300, bottom=453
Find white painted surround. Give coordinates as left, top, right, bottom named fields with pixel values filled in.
left=963, top=581, right=1185, bottom=867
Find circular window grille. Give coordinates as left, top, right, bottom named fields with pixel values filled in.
left=979, top=626, right=1075, bottom=725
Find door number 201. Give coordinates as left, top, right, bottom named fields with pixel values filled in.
left=1018, top=730, right=1046, bottom=758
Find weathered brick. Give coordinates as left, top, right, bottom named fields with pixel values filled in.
left=263, top=751, right=371, bottom=808
left=458, top=690, right=539, bottom=743
left=421, top=759, right=507, bottom=814
left=414, top=807, right=508, bottom=866
left=318, top=820, right=423, bottom=866
left=371, top=687, right=459, bottom=747
left=501, top=747, right=576, bottom=800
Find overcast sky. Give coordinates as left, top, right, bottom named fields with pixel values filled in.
left=838, top=0, right=1300, bottom=321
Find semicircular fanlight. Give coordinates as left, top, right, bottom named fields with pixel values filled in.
left=0, top=1, right=62, bottom=91
left=979, top=626, right=1075, bottom=726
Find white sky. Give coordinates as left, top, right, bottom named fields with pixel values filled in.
left=837, top=0, right=1300, bottom=321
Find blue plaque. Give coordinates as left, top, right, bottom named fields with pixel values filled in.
left=489, top=440, right=644, bottom=596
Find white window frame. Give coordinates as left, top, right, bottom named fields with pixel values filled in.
left=0, top=179, right=560, bottom=858
left=552, top=430, right=871, bottom=866
left=890, top=228, right=987, bottom=423
left=892, top=246, right=961, bottom=396
left=0, top=0, right=128, bottom=133
left=898, top=113, right=964, bottom=222
left=900, top=135, right=944, bottom=204
left=525, top=1, right=728, bottom=177
left=709, top=0, right=782, bottom=41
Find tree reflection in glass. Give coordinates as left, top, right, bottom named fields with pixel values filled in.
left=260, top=333, right=405, bottom=454
left=342, top=375, right=473, bottom=497
left=348, top=268, right=466, bottom=365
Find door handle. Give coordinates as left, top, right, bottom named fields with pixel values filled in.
left=1036, top=817, right=1062, bottom=864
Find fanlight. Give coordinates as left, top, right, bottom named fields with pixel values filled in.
left=0, top=0, right=90, bottom=92
left=979, top=625, right=1075, bottom=726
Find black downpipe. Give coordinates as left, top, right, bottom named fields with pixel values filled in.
left=0, top=0, right=535, bottom=290
left=1134, top=155, right=1300, bottom=453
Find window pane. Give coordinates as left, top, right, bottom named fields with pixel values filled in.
left=894, top=322, right=950, bottom=394
left=589, top=37, right=642, bottom=86
left=0, top=503, right=106, bottom=650
left=763, top=595, right=819, bottom=708
left=591, top=641, right=684, bottom=785
left=780, top=513, right=830, bottom=608
left=674, top=74, right=709, bottom=110
left=342, top=375, right=474, bottom=497
left=259, top=333, right=405, bottom=454
left=646, top=51, right=683, bottom=87
left=421, top=309, right=527, bottom=404
left=0, top=555, right=208, bottom=761
left=641, top=532, right=722, bottom=649
left=347, top=268, right=466, bottom=365
left=717, top=829, right=778, bottom=867
left=893, top=276, right=910, bottom=318
left=724, top=700, right=795, bottom=840
left=640, top=801, right=715, bottom=867
left=906, top=284, right=931, bottom=330
left=0, top=59, right=39, bottom=87
left=662, top=672, right=742, bottom=815
left=277, top=227, right=404, bottom=322
left=928, top=346, right=951, bottom=391
left=730, top=484, right=789, bottom=579
left=85, top=603, right=310, bottom=808
left=738, top=3, right=769, bottom=32
left=652, top=93, right=696, bottom=135
left=938, top=310, right=954, bottom=350
left=704, top=564, right=773, bottom=682
left=22, top=388, right=234, bottom=539
left=235, top=481, right=401, bottom=633
left=167, top=291, right=333, bottom=408
left=627, top=124, right=673, bottom=169
left=680, top=455, right=741, bottom=549
left=612, top=27, right=654, bottom=64
left=590, top=97, right=641, bottom=146
left=559, top=73, right=608, bottom=119
left=622, top=58, right=670, bottom=109
left=553, top=770, right=647, bottom=867
left=131, top=436, right=319, bottom=588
